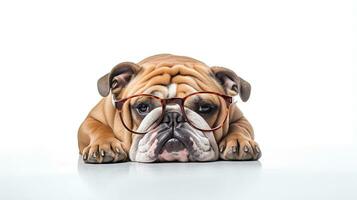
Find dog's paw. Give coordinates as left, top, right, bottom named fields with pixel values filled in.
left=219, top=134, right=261, bottom=161
left=82, top=137, right=127, bottom=163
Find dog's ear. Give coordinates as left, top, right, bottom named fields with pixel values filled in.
left=97, top=62, right=141, bottom=97
left=211, top=66, right=251, bottom=102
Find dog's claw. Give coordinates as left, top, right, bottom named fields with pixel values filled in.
left=232, top=146, right=237, bottom=153
left=100, top=150, right=105, bottom=157
left=243, top=145, right=249, bottom=152
left=115, top=147, right=121, bottom=154
left=93, top=152, right=97, bottom=158
left=255, top=146, right=260, bottom=153
left=83, top=153, right=87, bottom=160
left=219, top=146, right=225, bottom=153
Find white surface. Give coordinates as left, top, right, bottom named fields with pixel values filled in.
left=1, top=147, right=357, bottom=200
left=0, top=0, right=356, bottom=199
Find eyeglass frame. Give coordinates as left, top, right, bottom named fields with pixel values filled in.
left=113, top=91, right=233, bottom=134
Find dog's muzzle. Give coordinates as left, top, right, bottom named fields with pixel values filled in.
left=129, top=105, right=219, bottom=162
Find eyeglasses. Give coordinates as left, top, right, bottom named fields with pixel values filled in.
left=113, top=91, right=233, bottom=134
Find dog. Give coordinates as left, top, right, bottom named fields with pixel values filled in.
left=78, top=54, right=261, bottom=163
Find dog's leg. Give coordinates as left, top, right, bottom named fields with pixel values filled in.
left=218, top=107, right=261, bottom=160
left=78, top=116, right=127, bottom=163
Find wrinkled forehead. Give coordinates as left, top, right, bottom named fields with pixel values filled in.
left=124, top=61, right=223, bottom=98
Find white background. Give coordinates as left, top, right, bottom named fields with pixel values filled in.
left=0, top=0, right=356, bottom=199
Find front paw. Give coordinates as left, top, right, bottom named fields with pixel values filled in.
left=219, top=135, right=261, bottom=161
left=82, top=137, right=127, bottom=163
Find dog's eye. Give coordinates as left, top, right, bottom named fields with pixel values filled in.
left=197, top=103, right=217, bottom=114
left=136, top=103, right=150, bottom=114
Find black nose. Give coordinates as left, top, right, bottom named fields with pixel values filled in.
left=162, top=111, right=185, bottom=127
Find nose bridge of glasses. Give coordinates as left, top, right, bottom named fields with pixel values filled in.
left=164, top=98, right=183, bottom=106
left=162, top=98, right=185, bottom=117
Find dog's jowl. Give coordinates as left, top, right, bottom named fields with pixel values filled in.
left=78, top=54, right=261, bottom=163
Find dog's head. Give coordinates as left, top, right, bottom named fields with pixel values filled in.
left=97, top=54, right=251, bottom=162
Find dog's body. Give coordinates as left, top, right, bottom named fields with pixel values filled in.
left=78, top=54, right=261, bottom=163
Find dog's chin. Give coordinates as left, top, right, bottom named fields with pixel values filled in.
left=131, top=125, right=217, bottom=162
left=129, top=107, right=220, bottom=162
left=157, top=138, right=190, bottom=162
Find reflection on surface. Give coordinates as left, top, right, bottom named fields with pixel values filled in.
left=77, top=152, right=357, bottom=200
left=77, top=157, right=262, bottom=199
left=77, top=156, right=263, bottom=175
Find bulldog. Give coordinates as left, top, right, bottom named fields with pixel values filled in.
left=78, top=54, right=261, bottom=163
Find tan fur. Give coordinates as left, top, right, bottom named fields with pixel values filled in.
left=78, top=54, right=261, bottom=163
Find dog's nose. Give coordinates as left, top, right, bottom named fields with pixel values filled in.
left=162, top=111, right=185, bottom=126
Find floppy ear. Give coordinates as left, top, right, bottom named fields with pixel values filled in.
left=97, top=62, right=141, bottom=97
left=211, top=66, right=251, bottom=102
